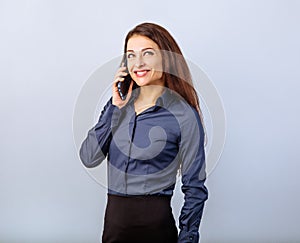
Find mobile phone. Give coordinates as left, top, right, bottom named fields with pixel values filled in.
left=117, top=68, right=132, bottom=100
left=117, top=56, right=132, bottom=100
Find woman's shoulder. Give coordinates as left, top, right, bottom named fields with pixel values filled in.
left=164, top=89, right=199, bottom=119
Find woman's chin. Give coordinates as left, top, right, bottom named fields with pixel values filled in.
left=133, top=75, right=164, bottom=87
left=133, top=78, right=150, bottom=87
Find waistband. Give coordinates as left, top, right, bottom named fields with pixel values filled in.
left=107, top=193, right=172, bottom=201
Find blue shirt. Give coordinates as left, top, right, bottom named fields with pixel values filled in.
left=80, top=87, right=208, bottom=243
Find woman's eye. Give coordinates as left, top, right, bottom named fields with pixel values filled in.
left=143, top=51, right=154, bottom=56
left=127, top=53, right=135, bottom=59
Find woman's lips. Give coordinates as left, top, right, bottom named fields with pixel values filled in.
left=134, top=70, right=150, bottom=77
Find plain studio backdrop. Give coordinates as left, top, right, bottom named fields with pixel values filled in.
left=1, top=1, right=299, bottom=242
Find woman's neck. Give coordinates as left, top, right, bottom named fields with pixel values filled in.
left=137, top=85, right=165, bottom=104
left=134, top=84, right=165, bottom=114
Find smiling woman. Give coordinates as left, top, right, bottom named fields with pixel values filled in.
left=126, top=36, right=164, bottom=87
left=79, top=22, right=208, bottom=243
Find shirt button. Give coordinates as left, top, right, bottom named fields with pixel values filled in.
left=189, top=236, right=193, bottom=241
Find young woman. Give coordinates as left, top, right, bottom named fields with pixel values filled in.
left=80, top=22, right=208, bottom=243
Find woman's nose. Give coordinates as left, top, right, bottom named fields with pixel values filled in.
left=134, top=54, right=145, bottom=68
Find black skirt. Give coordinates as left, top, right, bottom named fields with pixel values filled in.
left=102, top=194, right=178, bottom=243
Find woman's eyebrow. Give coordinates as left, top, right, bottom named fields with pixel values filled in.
left=126, top=47, right=155, bottom=52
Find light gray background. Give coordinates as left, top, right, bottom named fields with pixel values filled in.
left=1, top=1, right=299, bottom=242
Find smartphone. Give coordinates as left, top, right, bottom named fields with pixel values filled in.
left=117, top=68, right=132, bottom=100
left=117, top=54, right=133, bottom=100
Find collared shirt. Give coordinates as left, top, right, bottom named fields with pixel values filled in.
left=80, top=87, right=208, bottom=243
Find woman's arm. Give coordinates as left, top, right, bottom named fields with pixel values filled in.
left=79, top=97, right=119, bottom=168
left=80, top=64, right=134, bottom=168
left=177, top=107, right=208, bottom=243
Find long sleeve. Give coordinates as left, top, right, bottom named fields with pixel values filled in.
left=177, top=107, right=208, bottom=243
left=79, top=97, right=119, bottom=168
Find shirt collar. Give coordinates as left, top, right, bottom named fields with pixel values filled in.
left=155, top=87, right=173, bottom=108
left=127, top=86, right=176, bottom=107
left=119, top=86, right=182, bottom=115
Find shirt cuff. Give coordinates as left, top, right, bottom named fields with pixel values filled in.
left=178, top=229, right=199, bottom=243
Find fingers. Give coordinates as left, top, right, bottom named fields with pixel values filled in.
left=117, top=71, right=128, bottom=78
left=114, top=76, right=124, bottom=83
left=114, top=67, right=129, bottom=84
left=112, top=65, right=132, bottom=108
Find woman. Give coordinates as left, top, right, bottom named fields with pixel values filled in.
left=80, top=22, right=208, bottom=243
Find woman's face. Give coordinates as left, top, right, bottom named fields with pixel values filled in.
left=126, top=35, right=164, bottom=87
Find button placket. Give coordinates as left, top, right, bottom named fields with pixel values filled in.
left=124, top=113, right=138, bottom=194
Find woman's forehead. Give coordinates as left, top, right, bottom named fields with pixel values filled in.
left=127, top=35, right=159, bottom=52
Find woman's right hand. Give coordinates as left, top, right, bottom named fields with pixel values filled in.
left=112, top=64, right=134, bottom=109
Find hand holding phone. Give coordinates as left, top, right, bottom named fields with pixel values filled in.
left=117, top=68, right=132, bottom=100
left=112, top=63, right=134, bottom=108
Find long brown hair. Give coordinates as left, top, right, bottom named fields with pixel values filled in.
left=123, top=22, right=206, bottom=137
